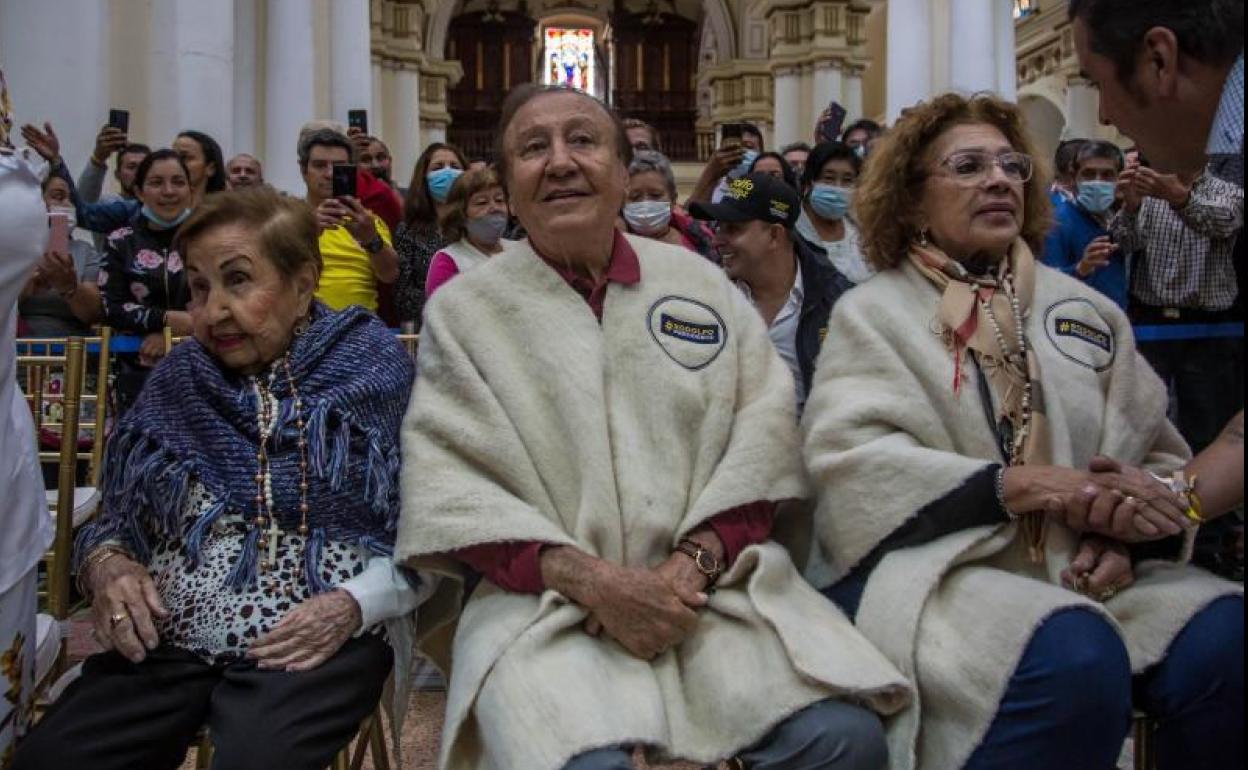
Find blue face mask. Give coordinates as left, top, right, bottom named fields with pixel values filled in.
left=427, top=167, right=464, bottom=203
left=1077, top=180, right=1116, bottom=214
left=809, top=184, right=853, bottom=221
left=141, top=205, right=192, bottom=229
left=733, top=149, right=760, bottom=178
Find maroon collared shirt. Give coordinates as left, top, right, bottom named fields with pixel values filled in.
left=455, top=232, right=774, bottom=593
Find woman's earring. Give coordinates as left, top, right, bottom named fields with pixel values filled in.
left=293, top=315, right=310, bottom=337
left=916, top=227, right=930, bottom=246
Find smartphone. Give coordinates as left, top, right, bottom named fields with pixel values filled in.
left=817, top=102, right=847, bottom=144
left=108, top=109, right=130, bottom=134
left=332, top=164, right=358, bottom=199
left=348, top=109, right=368, bottom=135
left=48, top=211, right=70, bottom=255
left=721, top=123, right=743, bottom=148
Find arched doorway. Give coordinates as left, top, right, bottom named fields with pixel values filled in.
left=1019, top=93, right=1066, bottom=169
left=435, top=0, right=733, bottom=161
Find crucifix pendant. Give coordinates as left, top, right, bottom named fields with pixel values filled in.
left=265, top=519, right=283, bottom=566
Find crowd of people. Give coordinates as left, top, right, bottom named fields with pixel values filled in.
left=1, top=0, right=1244, bottom=768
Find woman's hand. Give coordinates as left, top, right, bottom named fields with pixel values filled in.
left=138, top=331, right=168, bottom=367
left=89, top=554, right=168, bottom=663
left=20, top=122, right=60, bottom=164
left=41, top=250, right=79, bottom=296
left=1062, top=536, right=1134, bottom=601
left=248, top=589, right=362, bottom=672
left=1086, top=456, right=1192, bottom=540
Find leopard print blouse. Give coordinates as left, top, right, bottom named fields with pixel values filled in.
left=149, top=483, right=369, bottom=663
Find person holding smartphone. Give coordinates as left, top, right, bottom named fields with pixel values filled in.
left=19, top=166, right=102, bottom=336
left=687, top=122, right=765, bottom=206
left=299, top=128, right=397, bottom=313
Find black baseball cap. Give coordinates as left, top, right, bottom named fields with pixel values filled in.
left=689, top=172, right=800, bottom=228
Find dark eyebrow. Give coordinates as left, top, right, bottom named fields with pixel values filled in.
left=220, top=255, right=253, bottom=271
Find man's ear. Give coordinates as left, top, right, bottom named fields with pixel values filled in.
left=1142, top=26, right=1181, bottom=99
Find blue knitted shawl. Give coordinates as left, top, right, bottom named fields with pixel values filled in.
left=77, top=303, right=415, bottom=593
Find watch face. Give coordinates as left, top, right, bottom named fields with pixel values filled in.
left=695, top=551, right=717, bottom=573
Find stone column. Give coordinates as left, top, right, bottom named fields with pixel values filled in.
left=1064, top=77, right=1101, bottom=139
left=797, top=64, right=813, bottom=148
left=371, top=60, right=387, bottom=141
left=886, top=0, right=932, bottom=121
left=0, top=0, right=109, bottom=173
left=265, top=0, right=316, bottom=194
left=331, top=0, right=372, bottom=124
left=844, top=69, right=864, bottom=122
left=772, top=66, right=801, bottom=149
left=393, top=65, right=421, bottom=186
left=812, top=61, right=843, bottom=120
left=949, top=0, right=996, bottom=95
left=233, top=0, right=259, bottom=157
left=994, top=0, right=1017, bottom=101
left=149, top=0, right=235, bottom=151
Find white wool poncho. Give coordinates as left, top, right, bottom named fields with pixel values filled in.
left=397, top=234, right=911, bottom=770
left=803, top=259, right=1242, bottom=770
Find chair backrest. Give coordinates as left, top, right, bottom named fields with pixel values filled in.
left=397, top=333, right=419, bottom=361
left=17, top=330, right=113, bottom=486
left=15, top=336, right=87, bottom=619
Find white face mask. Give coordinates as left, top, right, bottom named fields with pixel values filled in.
left=49, top=204, right=76, bottom=231
left=622, top=200, right=672, bottom=236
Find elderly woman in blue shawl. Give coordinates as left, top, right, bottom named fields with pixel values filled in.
left=14, top=188, right=423, bottom=770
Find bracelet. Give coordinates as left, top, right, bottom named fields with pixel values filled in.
left=995, top=466, right=1019, bottom=520
left=1150, top=470, right=1205, bottom=524
left=76, top=545, right=133, bottom=598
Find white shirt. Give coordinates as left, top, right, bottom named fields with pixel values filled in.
left=0, top=148, right=55, bottom=593
left=738, top=264, right=805, bottom=409
left=796, top=209, right=875, bottom=284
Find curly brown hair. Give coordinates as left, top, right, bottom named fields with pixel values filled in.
left=854, top=93, right=1052, bottom=271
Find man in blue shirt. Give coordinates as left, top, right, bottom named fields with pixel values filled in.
left=1042, top=140, right=1127, bottom=307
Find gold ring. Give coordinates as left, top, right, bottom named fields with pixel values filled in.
left=1123, top=495, right=1136, bottom=506
left=1096, top=585, right=1118, bottom=602
left=109, top=612, right=129, bottom=627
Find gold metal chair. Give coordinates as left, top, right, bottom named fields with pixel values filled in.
left=397, top=333, right=419, bottom=361
left=15, top=336, right=89, bottom=691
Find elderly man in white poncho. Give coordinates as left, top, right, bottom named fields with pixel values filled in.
left=803, top=93, right=1243, bottom=770
left=395, top=84, right=911, bottom=770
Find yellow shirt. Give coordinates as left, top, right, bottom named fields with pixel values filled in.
left=315, top=216, right=392, bottom=312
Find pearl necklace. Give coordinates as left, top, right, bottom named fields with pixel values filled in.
left=976, top=270, right=1047, bottom=562
left=251, top=356, right=311, bottom=596
left=976, top=271, right=1033, bottom=464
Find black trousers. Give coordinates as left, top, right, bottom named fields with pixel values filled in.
left=13, top=635, right=392, bottom=770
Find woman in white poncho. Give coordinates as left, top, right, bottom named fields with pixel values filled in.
left=396, top=84, right=910, bottom=770
left=803, top=93, right=1242, bottom=770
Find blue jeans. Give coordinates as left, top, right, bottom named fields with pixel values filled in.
left=964, top=596, right=1244, bottom=770
left=561, top=698, right=887, bottom=770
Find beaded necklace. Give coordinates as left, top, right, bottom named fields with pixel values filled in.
left=251, top=355, right=311, bottom=596
left=976, top=270, right=1047, bottom=562
left=976, top=272, right=1032, bottom=464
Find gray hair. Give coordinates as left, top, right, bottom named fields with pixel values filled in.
left=627, top=150, right=677, bottom=199
left=297, top=127, right=354, bottom=169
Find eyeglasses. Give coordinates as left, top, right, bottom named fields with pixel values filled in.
left=936, top=151, right=1034, bottom=184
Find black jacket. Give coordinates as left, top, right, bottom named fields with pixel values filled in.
left=794, top=235, right=853, bottom=397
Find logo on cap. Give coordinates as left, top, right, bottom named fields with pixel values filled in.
left=727, top=178, right=754, bottom=200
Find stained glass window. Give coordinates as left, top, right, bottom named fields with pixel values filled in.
left=544, top=28, right=596, bottom=94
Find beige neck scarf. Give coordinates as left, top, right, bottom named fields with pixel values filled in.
left=909, top=238, right=1051, bottom=560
